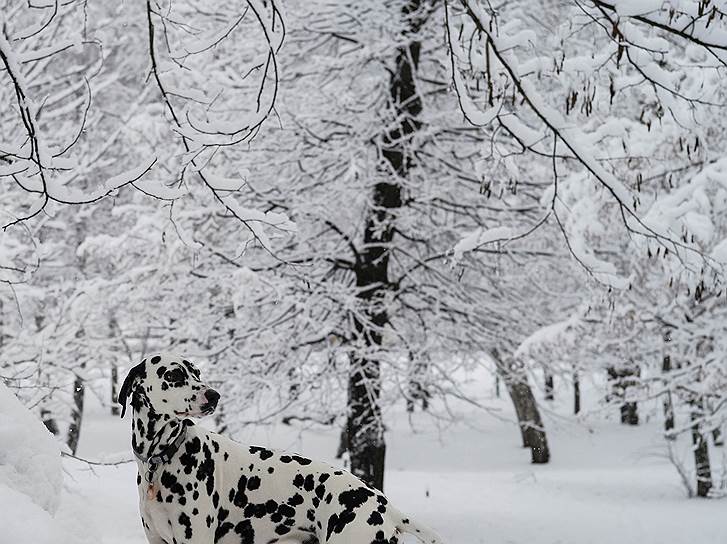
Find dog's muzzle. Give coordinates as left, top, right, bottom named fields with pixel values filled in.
left=201, top=388, right=220, bottom=414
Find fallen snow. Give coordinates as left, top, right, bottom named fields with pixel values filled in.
left=58, top=371, right=727, bottom=544
left=0, top=382, right=62, bottom=513
left=0, top=382, right=82, bottom=544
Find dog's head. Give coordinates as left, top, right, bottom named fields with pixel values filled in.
left=118, top=353, right=220, bottom=419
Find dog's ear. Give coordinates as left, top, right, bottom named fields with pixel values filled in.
left=118, top=361, right=146, bottom=418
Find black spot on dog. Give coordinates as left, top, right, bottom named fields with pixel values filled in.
left=151, top=355, right=161, bottom=364
left=275, top=524, right=291, bottom=535
left=327, top=509, right=357, bottom=539
left=278, top=504, right=296, bottom=518
left=160, top=471, right=185, bottom=497
left=233, top=476, right=249, bottom=507
left=280, top=455, right=292, bottom=463
left=180, top=437, right=201, bottom=475
left=235, top=520, right=255, bottom=544
left=319, top=473, right=330, bottom=483
left=215, top=521, right=234, bottom=543
left=288, top=493, right=304, bottom=506
left=197, top=443, right=215, bottom=495
left=303, top=475, right=315, bottom=491
left=244, top=503, right=268, bottom=519
left=339, top=487, right=374, bottom=510
left=368, top=511, right=384, bottom=525
left=293, top=474, right=305, bottom=488
left=247, top=476, right=261, bottom=491
left=178, top=512, right=192, bottom=539
left=315, top=484, right=326, bottom=499
left=249, top=446, right=274, bottom=460
left=291, top=455, right=312, bottom=465
left=268, top=466, right=275, bottom=474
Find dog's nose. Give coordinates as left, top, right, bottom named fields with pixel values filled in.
left=205, top=389, right=220, bottom=406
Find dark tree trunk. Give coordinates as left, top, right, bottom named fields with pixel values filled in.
left=110, top=318, right=120, bottom=416
left=495, top=373, right=501, bottom=398
left=41, top=408, right=59, bottom=436
left=110, top=363, right=119, bottom=417
left=544, top=373, right=554, bottom=401
left=573, top=371, right=581, bottom=415
left=346, top=353, right=386, bottom=490
left=690, top=410, right=712, bottom=498
left=712, top=427, right=724, bottom=447
left=406, top=353, right=430, bottom=413
left=662, top=355, right=675, bottom=437
left=607, top=365, right=640, bottom=425
left=345, top=0, right=426, bottom=491
left=66, top=368, right=85, bottom=455
left=491, top=349, right=550, bottom=463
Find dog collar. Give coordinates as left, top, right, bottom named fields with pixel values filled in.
left=137, top=420, right=189, bottom=483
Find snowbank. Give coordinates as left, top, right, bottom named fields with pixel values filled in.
left=0, top=382, right=62, bottom=512
left=0, top=382, right=74, bottom=543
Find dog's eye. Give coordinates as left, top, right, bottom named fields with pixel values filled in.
left=165, top=368, right=186, bottom=384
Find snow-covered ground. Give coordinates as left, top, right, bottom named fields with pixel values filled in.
left=53, top=382, right=726, bottom=544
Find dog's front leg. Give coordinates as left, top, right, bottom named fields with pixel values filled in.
left=139, top=512, right=169, bottom=544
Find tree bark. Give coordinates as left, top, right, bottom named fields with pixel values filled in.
left=41, top=408, right=59, bottom=436
left=662, top=354, right=675, bottom=437
left=544, top=373, right=554, bottom=401
left=110, top=363, right=119, bottom=417
left=491, top=349, right=550, bottom=463
left=607, top=365, right=639, bottom=425
left=346, top=0, right=426, bottom=491
left=66, top=366, right=85, bottom=455
left=573, top=370, right=581, bottom=415
left=690, top=409, right=712, bottom=498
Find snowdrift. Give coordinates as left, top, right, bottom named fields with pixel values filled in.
left=0, top=382, right=74, bottom=543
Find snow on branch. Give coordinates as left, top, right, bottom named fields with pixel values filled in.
left=445, top=0, right=722, bottom=284
left=0, top=7, right=160, bottom=229
left=145, top=0, right=294, bottom=254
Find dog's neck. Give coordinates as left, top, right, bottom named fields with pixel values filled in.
left=130, top=392, right=184, bottom=462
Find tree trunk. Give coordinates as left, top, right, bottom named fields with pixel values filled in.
left=41, top=408, right=59, bottom=436
left=662, top=355, right=675, bottom=437
left=690, top=410, right=712, bottom=498
left=406, top=352, right=430, bottom=412
left=110, top=363, right=119, bottom=417
left=607, top=365, right=639, bottom=425
left=346, top=353, right=386, bottom=490
left=491, top=349, right=550, bottom=463
left=544, top=373, right=554, bottom=401
left=573, top=371, right=581, bottom=414
left=346, top=0, right=426, bottom=491
left=66, top=368, right=85, bottom=455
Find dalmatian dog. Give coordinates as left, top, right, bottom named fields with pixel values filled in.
left=119, top=353, right=444, bottom=544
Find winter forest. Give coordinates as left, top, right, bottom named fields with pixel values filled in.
left=1, top=0, right=727, bottom=542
